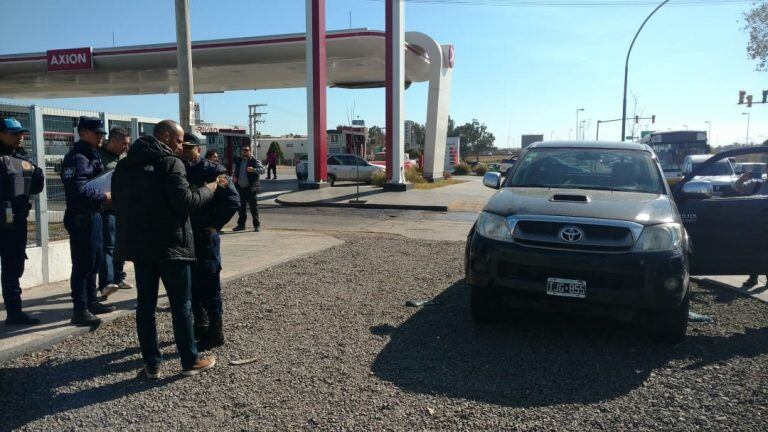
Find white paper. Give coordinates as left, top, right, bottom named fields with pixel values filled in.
left=82, top=170, right=113, bottom=196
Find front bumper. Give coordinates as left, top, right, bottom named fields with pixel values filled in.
left=466, top=232, right=689, bottom=312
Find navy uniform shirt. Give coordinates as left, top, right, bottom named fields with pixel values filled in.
left=184, top=158, right=239, bottom=232
left=61, top=140, right=106, bottom=214
left=0, top=145, right=45, bottom=226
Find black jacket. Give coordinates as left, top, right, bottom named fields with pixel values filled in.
left=0, top=145, right=44, bottom=228
left=232, top=155, right=263, bottom=193
left=112, top=136, right=214, bottom=263
left=185, top=158, right=240, bottom=232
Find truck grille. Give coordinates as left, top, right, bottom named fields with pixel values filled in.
left=513, top=220, right=634, bottom=253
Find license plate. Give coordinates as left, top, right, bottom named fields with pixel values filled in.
left=546, top=278, right=586, bottom=299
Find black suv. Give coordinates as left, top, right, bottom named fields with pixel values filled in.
left=466, top=141, right=691, bottom=342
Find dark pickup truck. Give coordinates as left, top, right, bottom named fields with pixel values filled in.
left=466, top=141, right=768, bottom=343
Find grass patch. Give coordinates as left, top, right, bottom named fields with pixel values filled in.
left=413, top=179, right=468, bottom=190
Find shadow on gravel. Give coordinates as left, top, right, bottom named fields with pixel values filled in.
left=371, top=281, right=768, bottom=408
left=0, top=343, right=178, bottom=431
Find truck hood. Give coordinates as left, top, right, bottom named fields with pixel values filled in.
left=484, top=187, right=679, bottom=226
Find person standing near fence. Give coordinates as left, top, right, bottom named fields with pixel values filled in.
left=232, top=145, right=263, bottom=232
left=62, top=116, right=116, bottom=327
left=96, top=127, right=133, bottom=299
left=0, top=118, right=45, bottom=326
left=113, top=120, right=220, bottom=378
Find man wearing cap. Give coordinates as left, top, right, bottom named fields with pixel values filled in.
left=0, top=118, right=45, bottom=325
left=61, top=116, right=115, bottom=326
left=180, top=133, right=240, bottom=350
left=96, top=127, right=133, bottom=299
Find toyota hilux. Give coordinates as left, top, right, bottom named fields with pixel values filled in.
left=466, top=141, right=691, bottom=342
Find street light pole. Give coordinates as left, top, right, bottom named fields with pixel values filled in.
left=576, top=108, right=584, bottom=140
left=743, top=112, right=751, bottom=145
left=705, top=121, right=711, bottom=142
left=621, top=0, right=669, bottom=141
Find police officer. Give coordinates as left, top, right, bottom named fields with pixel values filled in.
left=0, top=118, right=45, bottom=325
left=180, top=133, right=239, bottom=350
left=62, top=116, right=115, bottom=326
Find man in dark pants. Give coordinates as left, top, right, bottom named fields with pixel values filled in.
left=62, top=117, right=115, bottom=326
left=0, top=118, right=45, bottom=325
left=97, top=127, right=132, bottom=299
left=113, top=120, right=220, bottom=379
left=733, top=167, right=768, bottom=288
left=180, top=134, right=239, bottom=350
left=232, top=145, right=263, bottom=232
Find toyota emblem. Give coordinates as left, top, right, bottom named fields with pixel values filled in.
left=559, top=226, right=585, bottom=243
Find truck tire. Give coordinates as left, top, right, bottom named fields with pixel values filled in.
left=469, top=283, right=503, bottom=323
left=647, top=296, right=689, bottom=343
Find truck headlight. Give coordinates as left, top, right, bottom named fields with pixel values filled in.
left=635, top=223, right=683, bottom=252
left=476, top=211, right=513, bottom=242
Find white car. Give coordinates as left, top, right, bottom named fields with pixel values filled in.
left=296, top=154, right=385, bottom=185
left=682, top=154, right=739, bottom=195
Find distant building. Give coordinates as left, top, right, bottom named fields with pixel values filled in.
left=254, top=126, right=368, bottom=162
left=521, top=134, right=544, bottom=148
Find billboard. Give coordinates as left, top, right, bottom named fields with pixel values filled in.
left=47, top=48, right=93, bottom=72
left=521, top=134, right=544, bottom=148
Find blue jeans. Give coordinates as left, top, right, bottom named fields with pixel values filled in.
left=134, top=261, right=199, bottom=369
left=98, top=212, right=126, bottom=289
left=192, top=230, right=223, bottom=320
left=65, top=212, right=103, bottom=312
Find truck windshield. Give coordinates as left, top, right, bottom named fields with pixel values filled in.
left=506, top=148, right=664, bottom=194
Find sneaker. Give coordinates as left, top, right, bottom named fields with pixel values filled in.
left=5, top=311, right=41, bottom=326
left=232, top=225, right=246, bottom=232
left=254, top=226, right=261, bottom=232
left=181, top=355, right=217, bottom=376
left=71, top=310, right=102, bottom=326
left=101, top=284, right=119, bottom=299
left=144, top=365, right=160, bottom=380
left=88, top=302, right=117, bottom=315
left=117, top=281, right=134, bottom=290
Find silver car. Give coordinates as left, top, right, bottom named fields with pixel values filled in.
left=296, top=154, right=385, bottom=186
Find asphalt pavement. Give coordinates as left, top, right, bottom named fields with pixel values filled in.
left=0, top=234, right=765, bottom=431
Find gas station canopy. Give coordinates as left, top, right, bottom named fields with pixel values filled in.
left=0, top=29, right=433, bottom=99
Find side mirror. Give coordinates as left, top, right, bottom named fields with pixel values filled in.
left=483, top=172, right=502, bottom=189
left=682, top=180, right=713, bottom=199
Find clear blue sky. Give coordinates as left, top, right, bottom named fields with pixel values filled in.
left=0, top=0, right=765, bottom=147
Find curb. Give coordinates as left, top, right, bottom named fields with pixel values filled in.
left=0, top=237, right=342, bottom=365
left=275, top=197, right=448, bottom=212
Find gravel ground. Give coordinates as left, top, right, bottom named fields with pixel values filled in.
left=1, top=233, right=767, bottom=431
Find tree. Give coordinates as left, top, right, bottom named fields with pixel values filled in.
left=744, top=1, right=768, bottom=71
left=453, top=119, right=496, bottom=157
left=268, top=141, right=284, bottom=161
left=368, top=125, right=384, bottom=152
left=410, top=122, right=426, bottom=149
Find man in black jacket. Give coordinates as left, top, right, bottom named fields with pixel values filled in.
left=232, top=145, right=263, bottom=232
left=113, top=120, right=221, bottom=379
left=180, top=134, right=239, bottom=350
left=0, top=118, right=45, bottom=325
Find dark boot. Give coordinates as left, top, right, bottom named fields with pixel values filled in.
left=71, top=310, right=102, bottom=326
left=88, top=302, right=117, bottom=315
left=198, top=317, right=224, bottom=351
left=743, top=275, right=759, bottom=288
left=5, top=310, right=41, bottom=326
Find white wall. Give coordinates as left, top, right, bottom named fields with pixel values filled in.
left=4, top=241, right=73, bottom=289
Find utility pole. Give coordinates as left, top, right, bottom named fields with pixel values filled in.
left=743, top=112, right=751, bottom=145
left=248, top=104, right=267, bottom=149
left=621, top=0, right=669, bottom=141
left=575, top=108, right=584, bottom=140
left=705, top=121, right=711, bottom=142
left=175, top=0, right=195, bottom=133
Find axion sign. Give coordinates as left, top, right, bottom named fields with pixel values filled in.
left=46, top=48, right=93, bottom=72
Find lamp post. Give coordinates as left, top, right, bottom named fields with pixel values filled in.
left=621, top=0, right=669, bottom=141
left=743, top=112, right=751, bottom=145
left=576, top=108, right=584, bottom=140
left=568, top=129, right=573, bottom=140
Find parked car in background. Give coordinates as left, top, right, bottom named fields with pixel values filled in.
left=468, top=141, right=691, bottom=342
left=296, top=154, right=384, bottom=185
left=681, top=154, right=739, bottom=196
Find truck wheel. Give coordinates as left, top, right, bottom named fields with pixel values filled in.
left=327, top=174, right=336, bottom=186
left=647, top=296, right=689, bottom=343
left=469, top=283, right=503, bottom=323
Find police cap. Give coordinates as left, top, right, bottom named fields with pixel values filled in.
left=77, top=116, right=107, bottom=134
left=0, top=118, right=29, bottom=134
